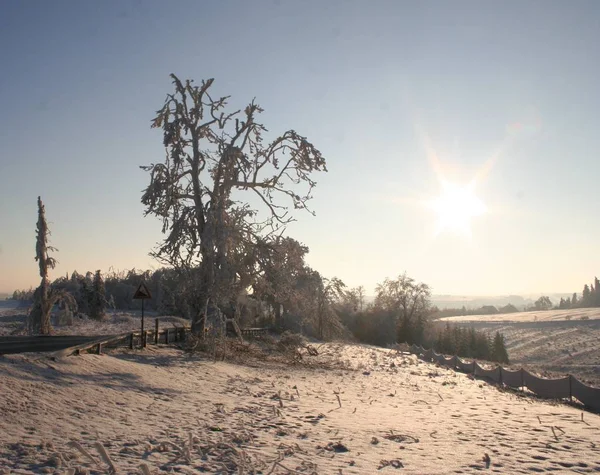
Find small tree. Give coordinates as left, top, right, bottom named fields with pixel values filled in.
left=88, top=270, right=108, bottom=320
left=316, top=276, right=346, bottom=340
left=28, top=197, right=77, bottom=334
left=491, top=331, right=509, bottom=364
left=582, top=284, right=592, bottom=307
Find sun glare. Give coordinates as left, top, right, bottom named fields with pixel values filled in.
left=429, top=180, right=486, bottom=238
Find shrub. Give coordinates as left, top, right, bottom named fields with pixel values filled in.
left=277, top=331, right=307, bottom=352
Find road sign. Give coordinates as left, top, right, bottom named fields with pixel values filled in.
left=133, top=281, right=152, bottom=349
left=133, top=281, right=152, bottom=300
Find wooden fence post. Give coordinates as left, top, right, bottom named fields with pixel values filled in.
left=129, top=333, right=134, bottom=350
left=498, top=366, right=503, bottom=386
left=96, top=343, right=102, bottom=355
left=155, top=319, right=159, bottom=344
left=174, top=327, right=179, bottom=343
left=165, top=328, right=169, bottom=344
left=143, top=330, right=147, bottom=348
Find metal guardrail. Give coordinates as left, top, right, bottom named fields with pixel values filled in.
left=0, top=335, right=106, bottom=355
left=0, top=322, right=271, bottom=357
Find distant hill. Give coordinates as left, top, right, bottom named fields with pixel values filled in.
left=365, top=294, right=574, bottom=311
left=431, top=294, right=575, bottom=311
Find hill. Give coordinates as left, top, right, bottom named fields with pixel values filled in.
left=440, top=308, right=600, bottom=386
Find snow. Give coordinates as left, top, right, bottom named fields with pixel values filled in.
left=1, top=342, right=599, bottom=474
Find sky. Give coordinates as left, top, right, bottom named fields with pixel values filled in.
left=1, top=0, right=600, bottom=297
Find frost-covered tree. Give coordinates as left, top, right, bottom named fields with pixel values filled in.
left=28, top=197, right=77, bottom=334
left=142, top=75, right=326, bottom=334
left=374, top=273, right=431, bottom=345
left=252, top=236, right=309, bottom=328
left=88, top=270, right=107, bottom=320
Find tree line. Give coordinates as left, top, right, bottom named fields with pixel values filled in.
left=557, top=277, right=600, bottom=309
left=430, top=304, right=519, bottom=319
left=428, top=276, right=600, bottom=319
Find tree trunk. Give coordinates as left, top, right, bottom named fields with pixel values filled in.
left=29, top=278, right=51, bottom=335
left=191, top=246, right=214, bottom=335
left=274, top=303, right=282, bottom=329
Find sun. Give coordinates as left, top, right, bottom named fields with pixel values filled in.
left=428, top=180, right=486, bottom=238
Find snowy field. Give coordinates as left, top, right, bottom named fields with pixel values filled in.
left=440, top=308, right=600, bottom=387
left=1, top=343, right=600, bottom=474
left=439, top=307, right=600, bottom=324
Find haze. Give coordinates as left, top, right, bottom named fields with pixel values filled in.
left=1, top=0, right=599, bottom=296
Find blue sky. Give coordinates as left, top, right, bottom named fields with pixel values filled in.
left=1, top=0, right=600, bottom=296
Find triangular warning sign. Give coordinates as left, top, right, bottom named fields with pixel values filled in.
left=133, top=281, right=152, bottom=300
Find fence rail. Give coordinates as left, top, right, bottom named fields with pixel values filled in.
left=409, top=344, right=600, bottom=413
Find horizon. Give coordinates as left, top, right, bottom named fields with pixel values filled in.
left=2, top=1, right=600, bottom=296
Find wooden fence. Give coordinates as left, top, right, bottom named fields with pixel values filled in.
left=409, top=344, right=600, bottom=413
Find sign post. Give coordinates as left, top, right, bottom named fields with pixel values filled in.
left=132, top=281, right=152, bottom=348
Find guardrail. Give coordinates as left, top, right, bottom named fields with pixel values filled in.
left=409, top=344, right=600, bottom=413
left=61, top=324, right=190, bottom=356
left=0, top=335, right=107, bottom=355
left=0, top=320, right=271, bottom=357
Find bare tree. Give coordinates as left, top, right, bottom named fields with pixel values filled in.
left=28, top=197, right=77, bottom=334
left=356, top=285, right=366, bottom=313
left=316, top=276, right=347, bottom=340
left=142, top=75, right=326, bottom=334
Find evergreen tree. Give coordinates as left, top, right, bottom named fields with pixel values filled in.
left=491, top=331, right=509, bottom=364
left=88, top=270, right=107, bottom=320
left=468, top=327, right=477, bottom=356
left=572, top=293, right=578, bottom=308
left=582, top=284, right=592, bottom=307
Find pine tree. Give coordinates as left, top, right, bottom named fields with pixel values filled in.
left=572, top=293, right=578, bottom=308
left=491, top=331, right=509, bottom=364
left=89, top=270, right=107, bottom=320
left=582, top=284, right=591, bottom=307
